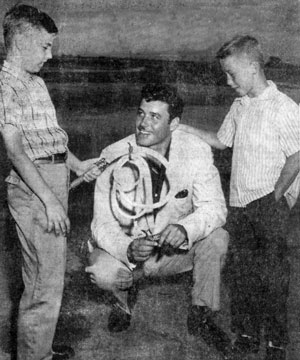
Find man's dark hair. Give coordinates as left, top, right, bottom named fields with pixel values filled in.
left=3, top=4, right=58, bottom=50
left=141, top=83, right=184, bottom=121
left=216, top=35, right=264, bottom=68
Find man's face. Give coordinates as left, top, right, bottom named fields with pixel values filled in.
left=20, top=27, right=56, bottom=74
left=220, top=54, right=256, bottom=97
left=136, top=99, right=176, bottom=155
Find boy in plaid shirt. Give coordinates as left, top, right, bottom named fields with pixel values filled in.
left=0, top=4, right=99, bottom=360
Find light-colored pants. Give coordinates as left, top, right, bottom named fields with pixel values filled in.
left=86, top=228, right=228, bottom=313
left=7, top=163, right=69, bottom=360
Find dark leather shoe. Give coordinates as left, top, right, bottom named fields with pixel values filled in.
left=265, top=342, right=286, bottom=360
left=187, top=306, right=232, bottom=358
left=52, top=345, right=75, bottom=360
left=231, top=334, right=260, bottom=354
left=108, top=306, right=131, bottom=333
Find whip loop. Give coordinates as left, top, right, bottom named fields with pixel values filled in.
left=111, top=144, right=172, bottom=220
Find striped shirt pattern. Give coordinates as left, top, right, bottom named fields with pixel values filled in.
left=217, top=81, right=300, bottom=207
left=0, top=61, right=68, bottom=161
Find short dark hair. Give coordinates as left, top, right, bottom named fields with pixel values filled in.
left=216, top=35, right=264, bottom=68
left=3, top=4, right=58, bottom=50
left=140, top=83, right=184, bottom=121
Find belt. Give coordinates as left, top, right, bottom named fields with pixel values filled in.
left=34, top=152, right=68, bottom=164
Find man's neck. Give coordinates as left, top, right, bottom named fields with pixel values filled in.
left=150, top=136, right=172, bottom=158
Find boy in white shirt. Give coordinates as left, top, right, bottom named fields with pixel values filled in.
left=181, top=35, right=300, bottom=360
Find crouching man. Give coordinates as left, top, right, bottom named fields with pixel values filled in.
left=86, top=84, right=231, bottom=358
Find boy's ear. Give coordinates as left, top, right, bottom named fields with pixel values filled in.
left=250, top=60, right=260, bottom=74
left=14, top=33, right=26, bottom=51
left=170, top=116, right=180, bottom=131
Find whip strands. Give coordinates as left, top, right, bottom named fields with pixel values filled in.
left=111, top=145, right=172, bottom=220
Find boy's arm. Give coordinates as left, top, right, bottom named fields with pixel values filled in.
left=275, top=151, right=300, bottom=201
left=1, top=124, right=70, bottom=235
left=66, top=151, right=101, bottom=181
left=178, top=124, right=227, bottom=150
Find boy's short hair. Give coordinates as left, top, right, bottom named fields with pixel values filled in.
left=3, top=4, right=58, bottom=50
left=216, top=35, right=264, bottom=68
left=140, top=83, right=184, bottom=121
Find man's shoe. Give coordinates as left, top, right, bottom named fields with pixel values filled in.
left=52, top=345, right=75, bottom=360
left=108, top=305, right=131, bottom=333
left=187, top=306, right=232, bottom=358
left=265, top=341, right=286, bottom=360
left=231, top=334, right=260, bottom=354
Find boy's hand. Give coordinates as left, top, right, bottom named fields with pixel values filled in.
left=77, top=158, right=102, bottom=181
left=44, top=197, right=70, bottom=236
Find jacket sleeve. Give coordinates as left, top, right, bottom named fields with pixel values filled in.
left=177, top=144, right=227, bottom=247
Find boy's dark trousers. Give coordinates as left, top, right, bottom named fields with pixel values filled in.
left=225, top=192, right=290, bottom=346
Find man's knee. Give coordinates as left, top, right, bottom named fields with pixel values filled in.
left=85, top=248, right=128, bottom=291
left=210, top=227, right=229, bottom=255
left=195, top=227, right=229, bottom=257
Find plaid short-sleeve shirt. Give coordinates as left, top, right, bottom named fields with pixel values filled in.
left=217, top=81, right=300, bottom=207
left=0, top=61, right=68, bottom=160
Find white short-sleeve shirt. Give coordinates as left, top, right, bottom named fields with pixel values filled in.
left=217, top=81, right=300, bottom=207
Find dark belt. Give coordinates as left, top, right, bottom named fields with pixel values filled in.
left=34, top=152, right=68, bottom=164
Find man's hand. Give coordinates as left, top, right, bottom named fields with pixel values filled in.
left=127, top=237, right=157, bottom=263
left=159, top=224, right=187, bottom=249
left=44, top=196, right=70, bottom=236
left=115, top=268, right=133, bottom=290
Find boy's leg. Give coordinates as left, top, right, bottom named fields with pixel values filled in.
left=228, top=192, right=290, bottom=356
left=226, top=206, right=263, bottom=342
left=247, top=193, right=290, bottom=347
left=7, top=164, right=69, bottom=360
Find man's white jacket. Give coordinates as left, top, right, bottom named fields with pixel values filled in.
left=91, top=129, right=227, bottom=269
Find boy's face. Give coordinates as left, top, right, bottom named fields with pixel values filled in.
left=220, top=54, right=256, bottom=97
left=19, top=27, right=56, bottom=74
left=135, top=99, right=178, bottom=155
